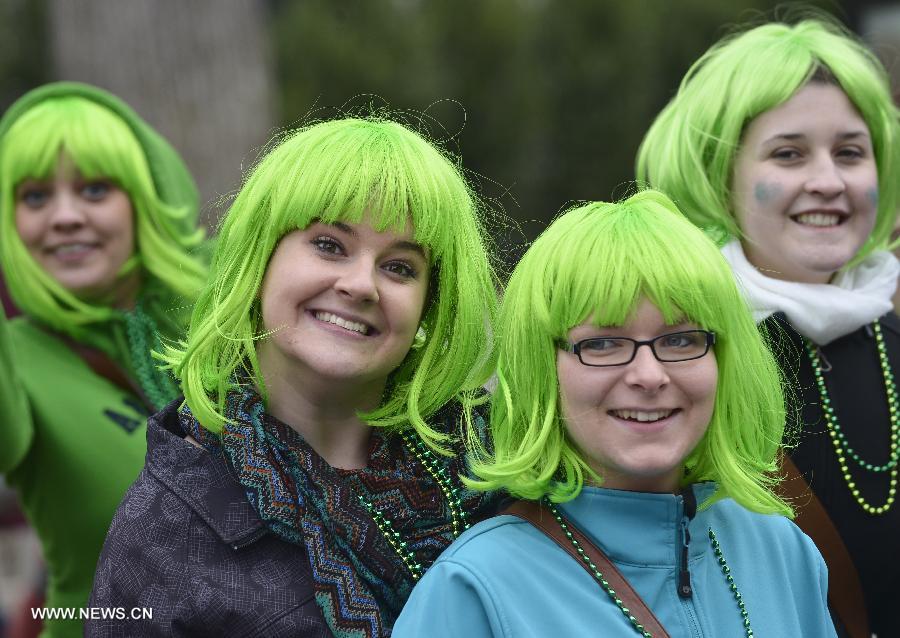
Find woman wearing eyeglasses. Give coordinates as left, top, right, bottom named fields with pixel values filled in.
left=393, top=190, right=836, bottom=637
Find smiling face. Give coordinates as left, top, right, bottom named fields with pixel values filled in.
left=14, top=156, right=137, bottom=304
left=257, top=217, right=430, bottom=401
left=731, top=82, right=878, bottom=284
left=557, top=297, right=718, bottom=493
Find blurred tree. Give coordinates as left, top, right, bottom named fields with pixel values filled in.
left=0, top=0, right=49, bottom=113
left=272, top=0, right=840, bottom=263
left=47, top=0, right=276, bottom=227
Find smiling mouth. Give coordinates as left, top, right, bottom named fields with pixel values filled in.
left=313, top=311, right=374, bottom=336
left=609, top=409, right=677, bottom=423
left=46, top=243, right=100, bottom=259
left=791, top=212, right=845, bottom=228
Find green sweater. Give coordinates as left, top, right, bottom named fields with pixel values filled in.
left=1, top=310, right=149, bottom=637
left=0, top=81, right=203, bottom=638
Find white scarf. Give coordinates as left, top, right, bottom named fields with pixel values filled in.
left=720, top=240, right=900, bottom=345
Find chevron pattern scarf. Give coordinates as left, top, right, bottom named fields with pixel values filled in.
left=180, top=389, right=497, bottom=637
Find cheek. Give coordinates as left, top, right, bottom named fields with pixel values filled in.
left=390, top=285, right=429, bottom=333
left=14, top=209, right=43, bottom=248
left=752, top=181, right=783, bottom=208
left=103, top=200, right=136, bottom=252
left=688, top=359, right=719, bottom=416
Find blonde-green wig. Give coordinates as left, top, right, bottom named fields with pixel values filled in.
left=636, top=18, right=900, bottom=262
left=169, top=117, right=500, bottom=447
left=470, top=190, right=791, bottom=516
left=0, top=82, right=207, bottom=336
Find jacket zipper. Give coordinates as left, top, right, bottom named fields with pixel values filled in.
left=677, top=486, right=704, bottom=636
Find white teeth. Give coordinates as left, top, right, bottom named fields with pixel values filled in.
left=795, top=213, right=841, bottom=227
left=54, top=243, right=95, bottom=255
left=314, top=311, right=369, bottom=335
left=612, top=409, right=674, bottom=422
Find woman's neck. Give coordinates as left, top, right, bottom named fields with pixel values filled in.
left=259, top=356, right=384, bottom=470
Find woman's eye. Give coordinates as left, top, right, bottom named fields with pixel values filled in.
left=581, top=338, right=621, bottom=352
left=663, top=335, right=691, bottom=348
left=311, top=236, right=344, bottom=255
left=771, top=148, right=801, bottom=161
left=81, top=181, right=111, bottom=200
left=383, top=261, right=417, bottom=279
left=19, top=187, right=50, bottom=209
left=835, top=146, right=864, bottom=161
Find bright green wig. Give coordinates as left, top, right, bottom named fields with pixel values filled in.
left=169, top=117, right=499, bottom=446
left=0, top=83, right=206, bottom=335
left=470, top=190, right=791, bottom=516
left=636, top=18, right=900, bottom=262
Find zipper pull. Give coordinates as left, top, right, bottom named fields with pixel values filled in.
left=678, top=519, right=692, bottom=598
left=677, top=486, right=697, bottom=599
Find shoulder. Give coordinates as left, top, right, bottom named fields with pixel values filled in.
left=701, top=498, right=823, bottom=568
left=879, top=311, right=900, bottom=341
left=429, top=514, right=555, bottom=575
left=91, top=413, right=326, bottom=636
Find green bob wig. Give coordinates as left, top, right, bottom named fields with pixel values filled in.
left=0, top=83, right=207, bottom=335
left=168, top=117, right=500, bottom=446
left=636, top=18, right=900, bottom=263
left=469, top=190, right=791, bottom=516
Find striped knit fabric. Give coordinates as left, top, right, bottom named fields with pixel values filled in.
left=180, top=389, right=497, bottom=637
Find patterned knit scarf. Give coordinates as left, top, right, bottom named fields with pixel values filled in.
left=180, top=388, right=497, bottom=637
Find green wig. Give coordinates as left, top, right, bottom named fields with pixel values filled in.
left=636, top=18, right=900, bottom=263
left=470, top=190, right=791, bottom=516
left=0, top=83, right=206, bottom=336
left=169, top=117, right=499, bottom=447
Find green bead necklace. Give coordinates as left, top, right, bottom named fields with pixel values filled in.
left=803, top=320, right=899, bottom=515
left=358, top=496, right=424, bottom=580
left=400, top=430, right=470, bottom=536
left=546, top=501, right=754, bottom=638
left=358, top=431, right=469, bottom=580
left=708, top=529, right=754, bottom=637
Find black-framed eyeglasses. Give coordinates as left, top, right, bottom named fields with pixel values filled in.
left=558, top=330, right=716, bottom=367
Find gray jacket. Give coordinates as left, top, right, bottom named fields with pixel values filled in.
left=87, top=401, right=330, bottom=637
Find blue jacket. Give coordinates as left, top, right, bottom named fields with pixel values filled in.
left=394, top=484, right=837, bottom=637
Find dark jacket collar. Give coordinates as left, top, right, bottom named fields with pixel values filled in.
left=145, top=400, right=267, bottom=547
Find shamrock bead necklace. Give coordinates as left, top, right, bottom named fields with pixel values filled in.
left=546, top=501, right=754, bottom=638
left=359, top=431, right=469, bottom=580
left=803, top=320, right=898, bottom=515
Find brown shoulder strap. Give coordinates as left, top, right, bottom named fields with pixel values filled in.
left=502, top=499, right=670, bottom=638
left=54, top=330, right=154, bottom=413
left=778, top=456, right=870, bottom=638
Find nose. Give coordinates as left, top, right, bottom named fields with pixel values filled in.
left=49, top=191, right=87, bottom=232
left=623, top=344, right=670, bottom=393
left=804, top=155, right=846, bottom=199
left=334, top=258, right=379, bottom=304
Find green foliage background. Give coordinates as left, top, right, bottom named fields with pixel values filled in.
left=272, top=0, right=841, bottom=258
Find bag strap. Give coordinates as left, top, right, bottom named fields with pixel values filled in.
left=501, top=499, right=670, bottom=638
left=778, top=455, right=870, bottom=638
left=52, top=329, right=154, bottom=413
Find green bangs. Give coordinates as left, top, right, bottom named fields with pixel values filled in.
left=530, top=192, right=745, bottom=339
left=0, top=94, right=206, bottom=333
left=470, top=190, right=791, bottom=517
left=1, top=96, right=152, bottom=190
left=170, top=117, right=498, bottom=443
left=637, top=18, right=900, bottom=262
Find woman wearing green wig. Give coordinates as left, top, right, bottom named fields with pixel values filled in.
left=0, top=82, right=207, bottom=638
left=394, top=190, right=836, bottom=637
left=637, top=17, right=900, bottom=637
left=88, top=116, right=501, bottom=637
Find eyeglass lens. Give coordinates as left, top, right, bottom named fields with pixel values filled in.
left=577, top=331, right=709, bottom=365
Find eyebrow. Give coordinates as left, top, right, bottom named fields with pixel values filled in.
left=331, top=221, right=428, bottom=259
left=762, top=130, right=870, bottom=145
